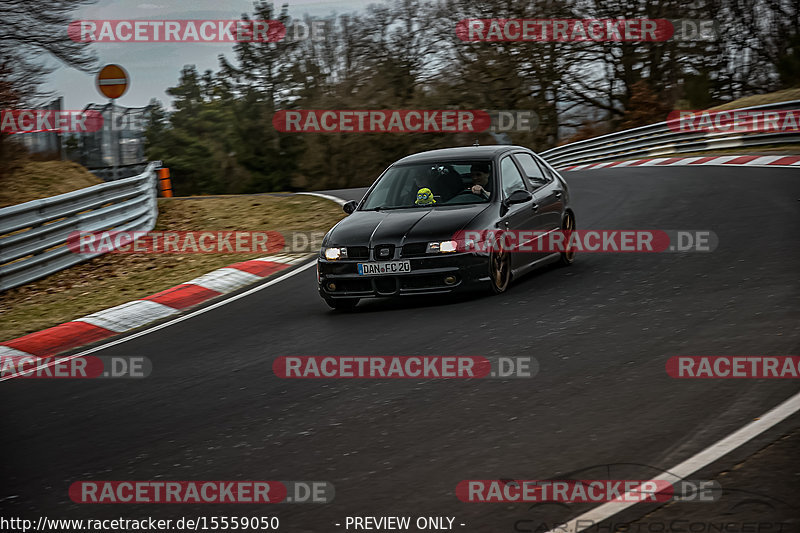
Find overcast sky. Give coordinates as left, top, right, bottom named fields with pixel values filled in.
left=43, top=0, right=372, bottom=111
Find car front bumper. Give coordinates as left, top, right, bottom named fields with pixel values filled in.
left=317, top=252, right=490, bottom=299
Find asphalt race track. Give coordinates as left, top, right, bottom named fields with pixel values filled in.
left=2, top=166, right=799, bottom=531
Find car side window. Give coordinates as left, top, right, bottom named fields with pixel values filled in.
left=500, top=157, right=526, bottom=198
left=515, top=153, right=550, bottom=189
left=534, top=155, right=563, bottom=183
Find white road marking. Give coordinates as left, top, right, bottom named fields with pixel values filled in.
left=547, top=389, right=800, bottom=533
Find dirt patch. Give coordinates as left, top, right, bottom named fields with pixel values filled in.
left=0, top=160, right=102, bottom=208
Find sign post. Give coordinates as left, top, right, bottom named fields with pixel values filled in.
left=96, top=64, right=129, bottom=178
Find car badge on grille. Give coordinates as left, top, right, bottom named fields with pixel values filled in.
left=378, top=248, right=390, bottom=258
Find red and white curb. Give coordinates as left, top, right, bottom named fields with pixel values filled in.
left=560, top=154, right=800, bottom=171
left=0, top=254, right=308, bottom=359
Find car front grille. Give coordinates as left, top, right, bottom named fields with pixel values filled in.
left=346, top=246, right=369, bottom=260
left=374, top=277, right=398, bottom=294
left=401, top=242, right=428, bottom=257
left=333, top=278, right=373, bottom=292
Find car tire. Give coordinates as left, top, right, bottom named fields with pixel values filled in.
left=324, top=297, right=359, bottom=311
left=488, top=248, right=511, bottom=294
left=558, top=211, right=576, bottom=266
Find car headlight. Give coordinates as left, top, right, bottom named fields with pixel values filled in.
left=427, top=240, right=458, bottom=253
left=323, top=247, right=347, bottom=260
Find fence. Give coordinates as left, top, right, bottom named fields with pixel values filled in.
left=77, top=102, right=151, bottom=168
left=541, top=100, right=800, bottom=168
left=8, top=99, right=151, bottom=173
left=9, top=97, right=63, bottom=157
left=0, top=162, right=160, bottom=292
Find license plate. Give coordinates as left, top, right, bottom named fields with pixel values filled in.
left=357, top=261, right=411, bottom=276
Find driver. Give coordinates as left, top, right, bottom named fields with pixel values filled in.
left=469, top=163, right=491, bottom=197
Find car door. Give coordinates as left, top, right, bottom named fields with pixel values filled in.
left=512, top=152, right=556, bottom=256
left=529, top=153, right=565, bottom=231
left=497, top=156, right=536, bottom=268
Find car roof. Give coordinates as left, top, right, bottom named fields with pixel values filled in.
left=393, top=145, right=532, bottom=165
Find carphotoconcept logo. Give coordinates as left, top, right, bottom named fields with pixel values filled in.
left=519, top=519, right=791, bottom=532
left=509, top=464, right=790, bottom=532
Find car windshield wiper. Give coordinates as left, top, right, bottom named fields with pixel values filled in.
left=390, top=205, right=435, bottom=210
left=364, top=205, right=432, bottom=211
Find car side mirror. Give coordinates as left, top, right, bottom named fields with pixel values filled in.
left=504, top=189, right=532, bottom=206
left=342, top=200, right=358, bottom=214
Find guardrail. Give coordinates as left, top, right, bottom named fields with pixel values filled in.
left=541, top=100, right=800, bottom=168
left=0, top=162, right=160, bottom=292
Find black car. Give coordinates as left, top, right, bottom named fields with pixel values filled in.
left=317, top=145, right=576, bottom=309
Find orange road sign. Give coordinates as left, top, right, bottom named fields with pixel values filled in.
left=97, top=64, right=129, bottom=99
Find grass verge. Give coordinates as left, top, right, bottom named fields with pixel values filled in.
left=709, top=88, right=800, bottom=111
left=0, top=160, right=102, bottom=208
left=0, top=194, right=345, bottom=341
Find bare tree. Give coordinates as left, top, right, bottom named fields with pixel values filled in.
left=0, top=0, right=97, bottom=108
left=0, top=0, right=97, bottom=173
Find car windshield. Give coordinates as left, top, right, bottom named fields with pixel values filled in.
left=360, top=161, right=494, bottom=210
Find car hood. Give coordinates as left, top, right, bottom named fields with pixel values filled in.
left=327, top=204, right=491, bottom=246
